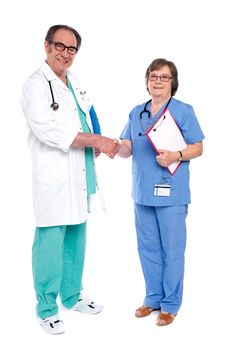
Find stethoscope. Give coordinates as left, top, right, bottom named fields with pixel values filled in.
left=48, top=80, right=87, bottom=111
left=138, top=97, right=172, bottom=136
left=48, top=81, right=59, bottom=111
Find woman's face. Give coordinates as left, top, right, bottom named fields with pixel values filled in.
left=147, top=65, right=172, bottom=100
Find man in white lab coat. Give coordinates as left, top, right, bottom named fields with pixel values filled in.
left=21, top=24, right=118, bottom=335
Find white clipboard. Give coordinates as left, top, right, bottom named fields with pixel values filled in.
left=146, top=109, right=187, bottom=175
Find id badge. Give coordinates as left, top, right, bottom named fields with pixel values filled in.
left=154, top=184, right=171, bottom=197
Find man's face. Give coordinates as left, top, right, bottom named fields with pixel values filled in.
left=44, top=29, right=78, bottom=77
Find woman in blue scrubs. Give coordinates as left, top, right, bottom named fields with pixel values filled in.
left=118, top=58, right=204, bottom=326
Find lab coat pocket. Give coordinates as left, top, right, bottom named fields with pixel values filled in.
left=88, top=189, right=106, bottom=213
left=32, top=148, right=68, bottom=186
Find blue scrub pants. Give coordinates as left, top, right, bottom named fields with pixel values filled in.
left=32, top=223, right=86, bottom=319
left=134, top=204, right=188, bottom=315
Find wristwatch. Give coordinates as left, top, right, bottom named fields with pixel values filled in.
left=177, top=150, right=183, bottom=161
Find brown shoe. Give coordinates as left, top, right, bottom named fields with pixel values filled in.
left=156, top=312, right=175, bottom=326
left=135, top=305, right=160, bottom=318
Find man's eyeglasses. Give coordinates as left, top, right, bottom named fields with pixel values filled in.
left=49, top=41, right=78, bottom=55
left=148, top=74, right=172, bottom=82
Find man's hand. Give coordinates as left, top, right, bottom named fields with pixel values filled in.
left=94, top=148, right=101, bottom=158
left=97, top=137, right=120, bottom=159
left=71, top=133, right=119, bottom=158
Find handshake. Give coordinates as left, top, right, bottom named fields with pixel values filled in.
left=94, top=136, right=120, bottom=159
left=71, top=133, right=121, bottom=159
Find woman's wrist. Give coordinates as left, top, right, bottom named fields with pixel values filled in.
left=177, top=150, right=183, bottom=161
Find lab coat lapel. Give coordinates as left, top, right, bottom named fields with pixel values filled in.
left=67, top=72, right=93, bottom=131
left=67, top=72, right=88, bottom=112
left=40, top=62, right=93, bottom=131
left=41, top=62, right=69, bottom=90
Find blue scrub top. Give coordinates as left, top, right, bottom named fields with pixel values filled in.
left=120, top=97, right=205, bottom=206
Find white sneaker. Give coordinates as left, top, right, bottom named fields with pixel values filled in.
left=62, top=296, right=103, bottom=314
left=37, top=314, right=65, bottom=335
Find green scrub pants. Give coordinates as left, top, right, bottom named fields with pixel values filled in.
left=32, top=223, right=86, bottom=319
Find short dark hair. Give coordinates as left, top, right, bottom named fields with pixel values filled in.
left=145, top=58, right=178, bottom=96
left=45, top=24, right=82, bottom=50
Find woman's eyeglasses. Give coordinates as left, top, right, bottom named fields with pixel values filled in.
left=148, top=74, right=172, bottom=82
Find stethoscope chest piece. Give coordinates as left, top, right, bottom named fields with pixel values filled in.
left=51, top=102, right=59, bottom=111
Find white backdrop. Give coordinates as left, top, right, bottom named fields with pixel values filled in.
left=0, top=0, right=225, bottom=348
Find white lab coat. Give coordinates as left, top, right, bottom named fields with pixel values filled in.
left=21, top=62, right=103, bottom=227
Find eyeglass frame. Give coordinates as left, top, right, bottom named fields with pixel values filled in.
left=48, top=40, right=78, bottom=55
left=148, top=73, right=172, bottom=82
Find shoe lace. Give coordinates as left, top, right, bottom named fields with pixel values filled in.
left=79, top=296, right=95, bottom=308
left=45, top=315, right=63, bottom=329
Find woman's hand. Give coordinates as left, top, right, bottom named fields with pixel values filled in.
left=156, top=150, right=178, bottom=167
left=156, top=143, right=203, bottom=166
